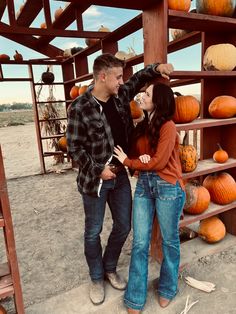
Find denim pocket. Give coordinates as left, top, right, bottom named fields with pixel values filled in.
left=157, top=182, right=179, bottom=200
left=134, top=178, right=145, bottom=197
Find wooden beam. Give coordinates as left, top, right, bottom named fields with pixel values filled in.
left=0, top=0, right=6, bottom=20
left=42, top=0, right=52, bottom=28
left=6, top=0, right=16, bottom=25
left=16, top=0, right=43, bottom=26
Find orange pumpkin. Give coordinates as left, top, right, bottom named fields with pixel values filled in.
left=130, top=100, right=143, bottom=119
left=203, top=172, right=236, bottom=205
left=79, top=85, right=88, bottom=95
left=58, top=136, right=67, bottom=152
left=196, top=0, right=236, bottom=17
left=70, top=85, right=80, bottom=99
left=0, top=305, right=7, bottom=314
left=173, top=92, right=200, bottom=123
left=179, top=133, right=198, bottom=173
left=208, top=95, right=236, bottom=119
left=213, top=143, right=229, bottom=163
left=184, top=181, right=210, bottom=215
left=198, top=216, right=226, bottom=243
left=13, top=50, right=23, bottom=61
left=0, top=54, right=10, bottom=61
left=40, top=22, right=47, bottom=29
left=168, top=0, right=191, bottom=11
left=54, top=7, right=63, bottom=20
left=85, top=25, right=110, bottom=47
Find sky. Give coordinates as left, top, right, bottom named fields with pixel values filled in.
left=0, top=0, right=200, bottom=104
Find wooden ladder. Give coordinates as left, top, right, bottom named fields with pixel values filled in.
left=0, top=145, right=25, bottom=313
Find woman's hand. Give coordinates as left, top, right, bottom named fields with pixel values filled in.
left=113, top=146, right=127, bottom=164
left=139, top=154, right=151, bottom=163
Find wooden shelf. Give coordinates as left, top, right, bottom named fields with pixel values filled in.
left=171, top=71, right=236, bottom=80
left=182, top=158, right=236, bottom=180
left=41, top=134, right=64, bottom=140
left=179, top=201, right=236, bottom=227
left=39, top=117, right=67, bottom=122
left=176, top=117, right=236, bottom=131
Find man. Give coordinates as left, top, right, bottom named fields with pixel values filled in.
left=66, top=53, right=173, bottom=305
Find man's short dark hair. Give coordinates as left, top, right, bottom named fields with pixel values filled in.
left=93, top=53, right=125, bottom=78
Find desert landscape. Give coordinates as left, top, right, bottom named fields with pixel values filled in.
left=0, top=112, right=236, bottom=313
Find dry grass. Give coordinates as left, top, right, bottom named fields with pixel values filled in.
left=0, top=110, right=34, bottom=128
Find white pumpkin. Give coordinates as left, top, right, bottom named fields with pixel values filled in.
left=203, top=43, right=236, bottom=71
left=115, top=51, right=135, bottom=60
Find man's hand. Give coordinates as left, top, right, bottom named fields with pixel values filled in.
left=156, top=63, right=174, bottom=80
left=100, top=165, right=116, bottom=180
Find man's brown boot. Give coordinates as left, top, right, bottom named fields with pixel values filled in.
left=89, top=280, right=105, bottom=305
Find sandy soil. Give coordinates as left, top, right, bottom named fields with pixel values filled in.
left=0, top=123, right=236, bottom=313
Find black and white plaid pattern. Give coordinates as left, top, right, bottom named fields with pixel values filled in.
left=66, top=64, right=160, bottom=196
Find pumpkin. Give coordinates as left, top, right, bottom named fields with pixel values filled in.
left=130, top=99, right=143, bottom=119
left=208, top=95, right=236, bottom=118
left=40, top=22, right=47, bottom=29
left=198, top=216, right=226, bottom=243
left=115, top=51, right=135, bottom=60
left=168, top=0, right=191, bottom=11
left=184, top=180, right=210, bottom=215
left=79, top=85, right=88, bottom=95
left=196, top=0, right=236, bottom=17
left=41, top=67, right=54, bottom=84
left=0, top=54, right=10, bottom=61
left=173, top=92, right=200, bottom=123
left=58, top=136, right=67, bottom=152
left=70, top=85, right=80, bottom=99
left=170, top=28, right=188, bottom=41
left=213, top=143, right=229, bottom=163
left=203, top=172, right=236, bottom=205
left=54, top=7, right=63, bottom=20
left=179, top=133, right=198, bottom=173
left=85, top=25, right=110, bottom=47
left=203, top=43, right=236, bottom=71
left=0, top=305, right=7, bottom=314
left=13, top=50, right=23, bottom=61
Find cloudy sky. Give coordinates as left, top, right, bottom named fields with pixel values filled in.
left=0, top=0, right=200, bottom=104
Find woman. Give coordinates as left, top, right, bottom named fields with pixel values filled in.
left=114, top=83, right=186, bottom=314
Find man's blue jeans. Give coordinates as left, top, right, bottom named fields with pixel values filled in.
left=124, top=172, right=185, bottom=310
left=82, top=170, right=132, bottom=281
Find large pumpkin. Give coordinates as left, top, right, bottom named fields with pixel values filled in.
left=173, top=92, right=200, bottom=123
left=203, top=43, right=236, bottom=71
left=208, top=95, right=236, bottom=118
left=85, top=25, right=110, bottom=47
left=184, top=181, right=210, bottom=215
left=168, top=0, right=191, bottom=11
left=196, top=0, right=236, bottom=17
left=203, top=172, right=236, bottom=205
left=179, top=133, right=198, bottom=173
left=198, top=216, right=226, bottom=243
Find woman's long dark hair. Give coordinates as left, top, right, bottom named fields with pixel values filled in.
left=133, top=83, right=176, bottom=152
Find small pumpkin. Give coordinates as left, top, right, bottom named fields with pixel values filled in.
left=168, top=0, right=191, bottom=11
left=184, top=180, right=210, bottom=215
left=54, top=7, right=63, bottom=20
left=173, top=92, right=200, bottom=123
left=130, top=99, right=143, bottom=119
left=179, top=133, right=198, bottom=173
left=213, top=143, right=229, bottom=163
left=70, top=85, right=80, bottom=99
left=85, top=25, right=110, bottom=47
left=0, top=305, right=7, bottom=314
left=170, top=28, right=188, bottom=41
left=40, top=22, right=47, bottom=29
left=0, top=54, right=10, bottom=61
left=58, top=136, right=67, bottom=152
left=79, top=85, right=88, bottom=95
left=198, top=216, right=226, bottom=243
left=203, top=172, right=236, bottom=205
left=115, top=50, right=135, bottom=60
left=196, top=0, right=236, bottom=17
left=203, top=43, right=236, bottom=71
left=208, top=95, right=236, bottom=119
left=41, top=67, right=54, bottom=84
left=13, top=50, right=23, bottom=61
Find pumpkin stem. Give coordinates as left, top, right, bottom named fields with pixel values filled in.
left=174, top=92, right=182, bottom=97
left=217, top=143, right=223, bottom=151
left=182, top=132, right=188, bottom=146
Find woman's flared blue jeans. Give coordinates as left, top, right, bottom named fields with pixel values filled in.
left=124, top=172, right=185, bottom=310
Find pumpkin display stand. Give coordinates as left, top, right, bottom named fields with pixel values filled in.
left=0, top=146, right=25, bottom=313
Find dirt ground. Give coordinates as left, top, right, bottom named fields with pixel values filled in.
left=0, top=122, right=236, bottom=313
